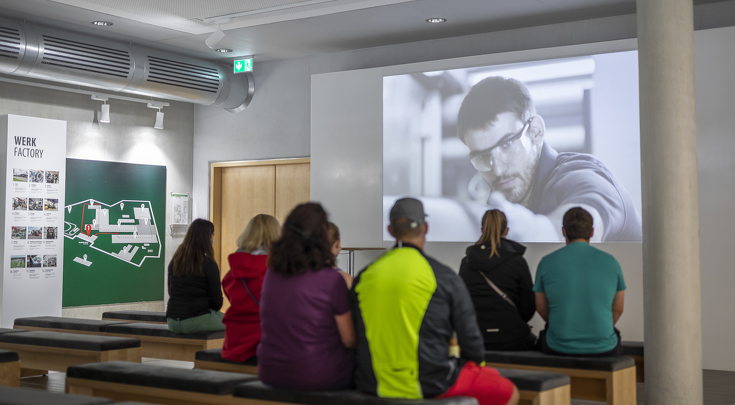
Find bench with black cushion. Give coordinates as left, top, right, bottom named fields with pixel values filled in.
left=0, top=331, right=141, bottom=375
left=0, top=385, right=114, bottom=405
left=194, top=349, right=257, bottom=375
left=103, top=323, right=224, bottom=361
left=232, top=368, right=570, bottom=405
left=13, top=317, right=129, bottom=335
left=66, top=361, right=257, bottom=405
left=0, top=350, right=20, bottom=387
left=622, top=341, right=644, bottom=382
left=484, top=350, right=635, bottom=405
left=101, top=311, right=167, bottom=324
left=0, top=329, right=27, bottom=336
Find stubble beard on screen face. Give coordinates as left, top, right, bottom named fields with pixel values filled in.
left=482, top=147, right=541, bottom=205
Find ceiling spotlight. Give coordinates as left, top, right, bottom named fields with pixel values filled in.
left=215, top=48, right=232, bottom=53
left=92, top=21, right=113, bottom=26
left=426, top=18, right=447, bottom=24
left=91, top=95, right=110, bottom=123
left=154, top=111, right=164, bottom=130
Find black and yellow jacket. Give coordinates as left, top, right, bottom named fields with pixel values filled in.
left=349, top=243, right=485, bottom=399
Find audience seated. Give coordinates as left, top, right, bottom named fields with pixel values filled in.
left=166, top=219, right=226, bottom=334
left=327, top=222, right=353, bottom=288
left=534, top=207, right=626, bottom=357
left=257, top=203, right=355, bottom=391
left=351, top=198, right=519, bottom=405
left=221, top=214, right=280, bottom=363
left=459, top=209, right=536, bottom=351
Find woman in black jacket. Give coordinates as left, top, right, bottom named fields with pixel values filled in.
left=459, top=209, right=536, bottom=351
left=166, top=218, right=225, bottom=334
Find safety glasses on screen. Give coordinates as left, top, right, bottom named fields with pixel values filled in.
left=469, top=119, right=533, bottom=172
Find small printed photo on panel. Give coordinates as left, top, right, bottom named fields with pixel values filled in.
left=12, top=197, right=27, bottom=210
left=12, top=168, right=28, bottom=182
left=44, top=226, right=58, bottom=239
left=29, top=169, right=44, bottom=183
left=43, top=254, right=57, bottom=268
left=45, top=171, right=59, bottom=184
left=29, top=198, right=43, bottom=211
left=27, top=255, right=42, bottom=268
left=44, top=198, right=58, bottom=211
left=28, top=226, right=42, bottom=240
left=10, top=255, right=25, bottom=268
left=11, top=226, right=26, bottom=239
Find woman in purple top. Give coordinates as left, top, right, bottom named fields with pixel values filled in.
left=257, top=202, right=355, bottom=391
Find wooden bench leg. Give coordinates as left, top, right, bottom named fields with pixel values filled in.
left=20, top=368, right=48, bottom=377
left=606, top=366, right=636, bottom=405
left=519, top=385, right=571, bottom=405
left=0, top=361, right=20, bottom=387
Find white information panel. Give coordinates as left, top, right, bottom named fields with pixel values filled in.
left=0, top=115, right=66, bottom=327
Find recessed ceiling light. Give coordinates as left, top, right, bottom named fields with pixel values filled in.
left=426, top=18, right=447, bottom=24
left=92, top=21, right=113, bottom=26
left=215, top=48, right=233, bottom=53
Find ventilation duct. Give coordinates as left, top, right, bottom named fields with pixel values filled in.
left=0, top=18, right=253, bottom=112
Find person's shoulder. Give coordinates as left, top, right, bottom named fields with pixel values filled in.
left=587, top=245, right=621, bottom=267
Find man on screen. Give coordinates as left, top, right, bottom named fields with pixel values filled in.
left=456, top=76, right=641, bottom=241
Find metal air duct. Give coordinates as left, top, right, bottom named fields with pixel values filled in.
left=0, top=18, right=253, bottom=112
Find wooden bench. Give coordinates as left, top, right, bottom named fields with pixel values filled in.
left=194, top=349, right=257, bottom=375
left=0, top=349, right=20, bottom=388
left=0, top=385, right=114, bottom=405
left=13, top=317, right=224, bottom=362
left=0, top=331, right=141, bottom=376
left=622, top=341, right=644, bottom=383
left=101, top=311, right=167, bottom=324
left=103, top=323, right=224, bottom=362
left=484, top=350, right=635, bottom=405
left=66, top=361, right=257, bottom=405
left=66, top=361, right=480, bottom=405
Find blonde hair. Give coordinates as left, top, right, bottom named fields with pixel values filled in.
left=236, top=214, right=281, bottom=253
left=477, top=210, right=507, bottom=257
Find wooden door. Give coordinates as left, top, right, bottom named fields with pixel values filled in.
left=275, top=163, right=311, bottom=224
left=218, top=165, right=275, bottom=312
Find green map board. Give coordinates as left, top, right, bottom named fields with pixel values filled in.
left=63, top=159, right=166, bottom=307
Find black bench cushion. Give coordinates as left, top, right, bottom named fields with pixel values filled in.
left=622, top=341, right=644, bottom=357
left=14, top=317, right=128, bottom=332
left=233, top=381, right=478, bottom=405
left=195, top=348, right=257, bottom=366
left=485, top=350, right=635, bottom=372
left=67, top=361, right=256, bottom=395
left=0, top=328, right=27, bottom=336
left=0, top=331, right=140, bottom=351
left=102, top=311, right=167, bottom=323
left=0, top=386, right=113, bottom=405
left=104, top=323, right=224, bottom=340
left=496, top=368, right=569, bottom=392
left=0, top=349, right=19, bottom=363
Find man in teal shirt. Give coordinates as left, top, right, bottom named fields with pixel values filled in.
left=533, top=207, right=626, bottom=356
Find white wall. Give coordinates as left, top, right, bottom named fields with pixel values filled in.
left=0, top=79, right=194, bottom=317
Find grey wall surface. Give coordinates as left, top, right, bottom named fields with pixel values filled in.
left=0, top=78, right=194, bottom=316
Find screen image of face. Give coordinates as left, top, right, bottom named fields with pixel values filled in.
left=383, top=51, right=642, bottom=243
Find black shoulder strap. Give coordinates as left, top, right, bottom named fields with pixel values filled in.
left=240, top=278, right=260, bottom=306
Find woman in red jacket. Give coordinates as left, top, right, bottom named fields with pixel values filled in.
left=221, top=214, right=281, bottom=362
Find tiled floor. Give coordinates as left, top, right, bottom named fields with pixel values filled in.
left=18, top=364, right=735, bottom=404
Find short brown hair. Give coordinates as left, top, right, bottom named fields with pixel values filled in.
left=327, top=222, right=340, bottom=246
left=563, top=207, right=593, bottom=241
left=391, top=218, right=423, bottom=240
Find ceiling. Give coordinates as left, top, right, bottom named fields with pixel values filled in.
left=0, top=0, right=723, bottom=62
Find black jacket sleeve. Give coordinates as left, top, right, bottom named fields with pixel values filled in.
left=515, top=257, right=536, bottom=322
left=449, top=275, right=485, bottom=364
left=204, top=259, right=223, bottom=311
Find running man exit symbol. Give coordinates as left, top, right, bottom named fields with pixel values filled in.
left=234, top=57, right=253, bottom=73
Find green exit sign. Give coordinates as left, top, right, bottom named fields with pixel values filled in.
left=234, top=58, right=253, bottom=73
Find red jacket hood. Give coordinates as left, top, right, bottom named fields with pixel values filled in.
left=227, top=251, right=268, bottom=279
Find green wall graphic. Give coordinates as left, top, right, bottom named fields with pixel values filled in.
left=63, top=159, right=166, bottom=307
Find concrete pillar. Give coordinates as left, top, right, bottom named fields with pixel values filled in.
left=637, top=1, right=703, bottom=404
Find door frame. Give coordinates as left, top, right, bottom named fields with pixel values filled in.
left=209, top=157, right=310, bottom=268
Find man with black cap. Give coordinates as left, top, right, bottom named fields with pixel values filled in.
left=350, top=198, right=519, bottom=405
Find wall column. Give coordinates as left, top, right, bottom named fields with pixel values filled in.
left=637, top=1, right=703, bottom=404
